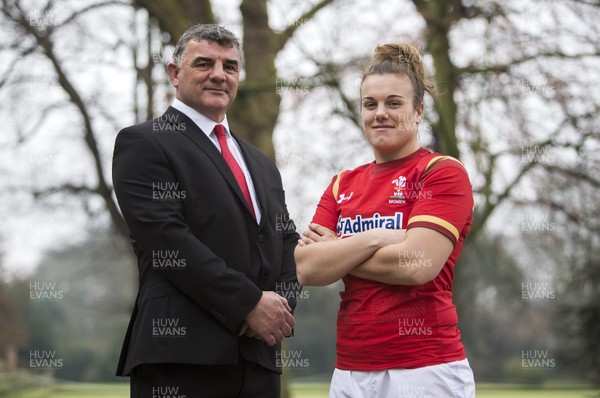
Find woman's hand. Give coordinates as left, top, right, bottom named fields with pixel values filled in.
left=299, top=223, right=406, bottom=247
left=295, top=224, right=407, bottom=286
left=298, top=223, right=338, bottom=246
left=364, top=227, right=406, bottom=247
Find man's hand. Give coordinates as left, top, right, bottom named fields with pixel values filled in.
left=298, top=223, right=338, bottom=246
left=239, top=322, right=264, bottom=340
left=244, top=291, right=295, bottom=346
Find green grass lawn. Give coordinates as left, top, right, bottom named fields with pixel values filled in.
left=3, top=382, right=599, bottom=397
left=290, top=382, right=600, bottom=398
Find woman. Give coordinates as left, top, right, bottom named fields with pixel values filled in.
left=295, top=43, right=476, bottom=397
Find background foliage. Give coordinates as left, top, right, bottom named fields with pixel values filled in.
left=0, top=0, right=598, bottom=393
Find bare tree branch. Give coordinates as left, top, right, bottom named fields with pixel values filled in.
left=133, top=0, right=214, bottom=43
left=32, top=183, right=99, bottom=198
left=545, top=165, right=600, bottom=189
left=274, top=0, right=336, bottom=52
left=2, top=0, right=129, bottom=238
left=0, top=45, right=37, bottom=91
left=57, top=0, right=129, bottom=28
left=458, top=50, right=600, bottom=75
left=14, top=101, right=69, bottom=145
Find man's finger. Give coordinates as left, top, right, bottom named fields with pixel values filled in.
left=277, top=295, right=292, bottom=312
left=264, top=334, right=277, bottom=346
left=284, top=312, right=296, bottom=329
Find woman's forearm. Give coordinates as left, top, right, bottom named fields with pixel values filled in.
left=350, top=227, right=453, bottom=285
left=294, top=231, right=382, bottom=286
left=294, top=226, right=406, bottom=286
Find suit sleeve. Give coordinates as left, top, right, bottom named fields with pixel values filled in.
left=273, top=175, right=301, bottom=313
left=112, top=127, right=262, bottom=333
left=406, top=160, right=474, bottom=245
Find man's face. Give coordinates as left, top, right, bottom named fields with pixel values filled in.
left=167, top=39, right=240, bottom=122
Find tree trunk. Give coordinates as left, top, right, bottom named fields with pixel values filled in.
left=134, top=0, right=214, bottom=42
left=5, top=344, right=17, bottom=371
left=415, top=0, right=459, bottom=159
left=230, top=0, right=280, bottom=160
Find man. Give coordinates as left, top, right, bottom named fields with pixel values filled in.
left=113, top=24, right=300, bottom=397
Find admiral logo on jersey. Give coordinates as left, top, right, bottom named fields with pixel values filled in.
left=336, top=212, right=403, bottom=238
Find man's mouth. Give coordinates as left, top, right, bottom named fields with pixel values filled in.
left=205, top=87, right=227, bottom=93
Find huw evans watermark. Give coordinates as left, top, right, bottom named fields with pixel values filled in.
left=152, top=181, right=187, bottom=201
left=398, top=317, right=432, bottom=338
left=152, top=386, right=187, bottom=398
left=30, top=282, right=63, bottom=301
left=398, top=386, right=433, bottom=398
left=276, top=349, right=310, bottom=369
left=521, top=350, right=555, bottom=370
left=152, top=318, right=187, bottom=338
left=398, top=250, right=433, bottom=269
left=152, top=250, right=187, bottom=269
left=30, top=350, right=63, bottom=370
left=521, top=281, right=556, bottom=300
left=520, top=213, right=556, bottom=232
left=275, top=281, right=309, bottom=301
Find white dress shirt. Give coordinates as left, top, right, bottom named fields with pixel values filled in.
left=171, top=99, right=261, bottom=223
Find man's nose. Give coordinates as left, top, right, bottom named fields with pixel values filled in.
left=210, top=62, right=226, bottom=81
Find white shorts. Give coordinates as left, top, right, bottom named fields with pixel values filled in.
left=329, top=359, right=475, bottom=398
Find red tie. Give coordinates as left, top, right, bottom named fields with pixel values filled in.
left=214, top=124, right=256, bottom=218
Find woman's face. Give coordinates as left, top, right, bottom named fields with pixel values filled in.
left=361, top=73, right=424, bottom=162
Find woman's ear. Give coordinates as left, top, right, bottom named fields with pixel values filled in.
left=416, top=102, right=424, bottom=123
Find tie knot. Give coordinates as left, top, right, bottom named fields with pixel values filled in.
left=214, top=124, right=226, bottom=138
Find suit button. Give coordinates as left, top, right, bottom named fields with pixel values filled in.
left=262, top=271, right=270, bottom=279
left=257, top=234, right=265, bottom=242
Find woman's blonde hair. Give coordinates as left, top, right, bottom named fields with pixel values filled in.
left=362, top=43, right=437, bottom=108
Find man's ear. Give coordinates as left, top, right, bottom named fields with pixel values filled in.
left=166, top=62, right=179, bottom=88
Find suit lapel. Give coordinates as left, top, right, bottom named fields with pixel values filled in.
left=161, top=107, right=258, bottom=221
left=237, top=139, right=268, bottom=229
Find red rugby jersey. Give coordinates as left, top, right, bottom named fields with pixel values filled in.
left=311, top=147, right=474, bottom=370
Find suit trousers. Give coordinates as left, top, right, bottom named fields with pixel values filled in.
left=130, top=354, right=280, bottom=398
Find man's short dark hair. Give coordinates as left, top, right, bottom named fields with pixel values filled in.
left=172, top=24, right=241, bottom=66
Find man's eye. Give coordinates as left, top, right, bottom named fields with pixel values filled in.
left=196, top=62, right=210, bottom=69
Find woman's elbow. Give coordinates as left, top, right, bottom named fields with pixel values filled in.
left=294, top=247, right=337, bottom=287
left=404, top=261, right=445, bottom=285
left=296, top=266, right=310, bottom=286
left=294, top=251, right=313, bottom=286
left=296, top=262, right=324, bottom=287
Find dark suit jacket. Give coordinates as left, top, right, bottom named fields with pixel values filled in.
left=113, top=107, right=300, bottom=376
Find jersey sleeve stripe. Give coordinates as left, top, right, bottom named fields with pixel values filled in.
left=424, top=156, right=463, bottom=172
left=332, top=170, right=346, bottom=201
left=422, top=156, right=465, bottom=180
left=407, top=215, right=460, bottom=242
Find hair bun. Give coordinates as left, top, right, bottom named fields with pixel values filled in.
left=373, top=43, right=423, bottom=66
left=363, top=42, right=436, bottom=105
